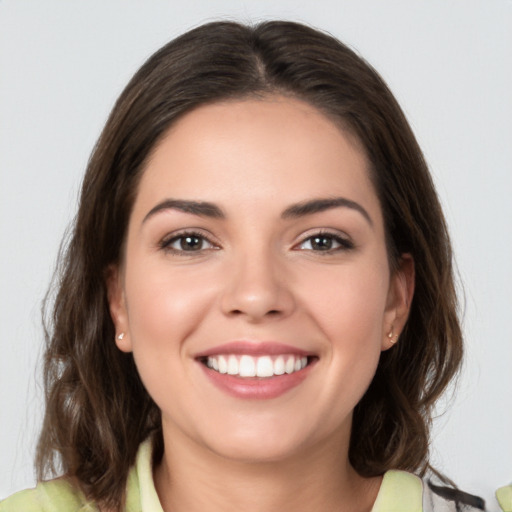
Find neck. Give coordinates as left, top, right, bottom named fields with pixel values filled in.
left=153, top=424, right=381, bottom=512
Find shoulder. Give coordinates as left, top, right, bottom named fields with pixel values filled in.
left=373, top=470, right=423, bottom=512
left=375, top=470, right=487, bottom=512
left=0, top=440, right=151, bottom=512
left=496, top=483, right=512, bottom=512
left=0, top=478, right=97, bottom=512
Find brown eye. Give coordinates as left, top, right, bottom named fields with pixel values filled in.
left=178, top=235, right=203, bottom=251
left=297, top=233, right=354, bottom=252
left=161, top=232, right=216, bottom=253
left=310, top=236, right=335, bottom=251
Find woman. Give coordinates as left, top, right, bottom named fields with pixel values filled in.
left=0, top=20, right=502, bottom=512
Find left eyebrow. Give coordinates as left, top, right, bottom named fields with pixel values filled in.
left=281, top=197, right=373, bottom=227
left=142, top=199, right=225, bottom=224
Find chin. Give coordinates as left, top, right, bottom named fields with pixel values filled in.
left=208, top=436, right=305, bottom=464
left=195, top=414, right=325, bottom=465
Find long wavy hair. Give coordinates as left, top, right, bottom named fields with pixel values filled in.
left=36, top=20, right=462, bottom=509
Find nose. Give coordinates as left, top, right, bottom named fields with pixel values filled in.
left=220, top=250, right=295, bottom=322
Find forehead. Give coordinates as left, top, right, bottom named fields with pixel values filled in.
left=133, top=96, right=382, bottom=225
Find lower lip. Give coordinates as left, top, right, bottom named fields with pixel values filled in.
left=198, top=360, right=315, bottom=400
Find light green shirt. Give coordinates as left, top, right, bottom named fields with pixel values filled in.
left=0, top=439, right=506, bottom=511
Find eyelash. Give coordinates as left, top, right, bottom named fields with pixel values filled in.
left=159, top=230, right=354, bottom=255
left=159, top=230, right=218, bottom=255
left=294, top=231, right=354, bottom=254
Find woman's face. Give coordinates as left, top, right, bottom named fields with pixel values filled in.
left=109, top=96, right=413, bottom=463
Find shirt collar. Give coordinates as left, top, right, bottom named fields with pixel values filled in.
left=128, top=439, right=423, bottom=512
left=129, top=438, right=164, bottom=512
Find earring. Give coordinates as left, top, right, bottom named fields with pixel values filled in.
left=387, top=330, right=399, bottom=344
left=117, top=332, right=125, bottom=340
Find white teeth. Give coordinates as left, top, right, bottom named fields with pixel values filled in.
left=207, top=357, right=220, bottom=371
left=274, top=356, right=285, bottom=375
left=205, top=354, right=309, bottom=378
left=285, top=356, right=295, bottom=374
left=239, top=355, right=256, bottom=377
left=227, top=355, right=238, bottom=375
left=218, top=355, right=228, bottom=374
left=256, top=356, right=274, bottom=377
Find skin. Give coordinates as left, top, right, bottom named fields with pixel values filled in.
left=108, top=96, right=414, bottom=512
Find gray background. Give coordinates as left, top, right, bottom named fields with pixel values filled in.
left=1, top=0, right=511, bottom=507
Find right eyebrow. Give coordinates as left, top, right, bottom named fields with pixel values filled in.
left=281, top=197, right=373, bottom=227
left=142, top=199, right=225, bottom=224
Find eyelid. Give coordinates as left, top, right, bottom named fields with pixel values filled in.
left=293, top=229, right=354, bottom=252
left=159, top=228, right=220, bottom=254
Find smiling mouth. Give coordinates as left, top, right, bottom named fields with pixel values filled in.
left=199, top=354, right=315, bottom=378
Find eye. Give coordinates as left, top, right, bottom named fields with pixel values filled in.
left=296, top=232, right=353, bottom=252
left=160, top=231, right=217, bottom=254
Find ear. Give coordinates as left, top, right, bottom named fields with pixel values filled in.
left=382, top=254, right=415, bottom=351
left=105, top=264, right=133, bottom=353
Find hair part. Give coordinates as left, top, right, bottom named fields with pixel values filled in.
left=36, top=20, right=463, bottom=510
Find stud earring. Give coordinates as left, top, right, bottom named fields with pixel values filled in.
left=117, top=332, right=125, bottom=341
left=387, top=330, right=399, bottom=344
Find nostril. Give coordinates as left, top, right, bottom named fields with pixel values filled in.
left=228, top=309, right=281, bottom=317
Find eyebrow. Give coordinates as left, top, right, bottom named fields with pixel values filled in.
left=142, top=196, right=373, bottom=226
left=143, top=199, right=225, bottom=223
left=281, top=197, right=373, bottom=226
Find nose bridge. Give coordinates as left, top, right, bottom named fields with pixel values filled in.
left=220, top=241, right=294, bottom=320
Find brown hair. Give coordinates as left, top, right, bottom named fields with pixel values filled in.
left=37, top=20, right=462, bottom=509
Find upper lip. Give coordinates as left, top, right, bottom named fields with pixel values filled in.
left=194, top=341, right=313, bottom=359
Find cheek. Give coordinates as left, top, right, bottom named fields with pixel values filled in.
left=298, top=260, right=389, bottom=391
left=122, top=260, right=218, bottom=411
left=123, top=257, right=218, bottom=351
left=299, top=260, right=390, bottom=340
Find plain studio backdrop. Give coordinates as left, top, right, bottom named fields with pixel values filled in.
left=1, top=0, right=511, bottom=508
